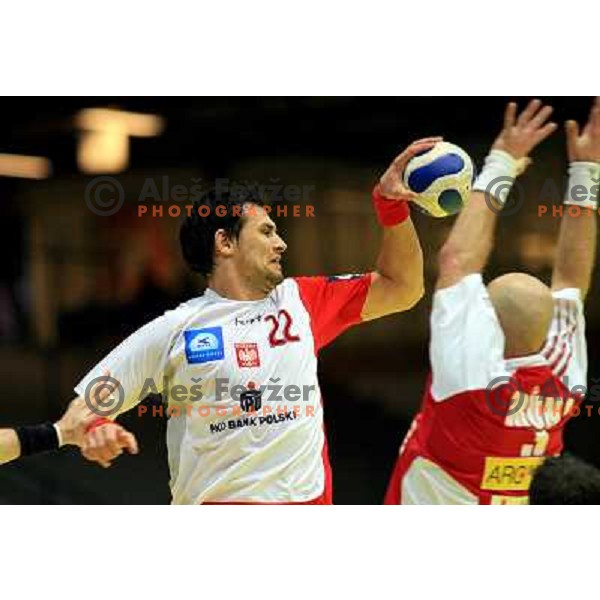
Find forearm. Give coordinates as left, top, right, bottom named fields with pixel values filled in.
left=363, top=181, right=425, bottom=319
left=553, top=207, right=597, bottom=298
left=374, top=218, right=424, bottom=300
left=0, top=423, right=61, bottom=465
left=0, top=429, right=21, bottom=465
left=437, top=192, right=498, bottom=287
left=436, top=100, right=557, bottom=289
left=553, top=157, right=600, bottom=298
left=438, top=148, right=522, bottom=288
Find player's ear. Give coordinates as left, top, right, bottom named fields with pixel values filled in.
left=214, top=229, right=236, bottom=258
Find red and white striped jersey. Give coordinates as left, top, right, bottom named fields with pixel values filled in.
left=385, top=274, right=587, bottom=505
left=75, top=274, right=370, bottom=504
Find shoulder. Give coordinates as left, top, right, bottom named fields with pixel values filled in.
left=272, top=278, right=302, bottom=300
left=146, top=294, right=212, bottom=338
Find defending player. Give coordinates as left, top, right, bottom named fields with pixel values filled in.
left=75, top=138, right=435, bottom=504
left=0, top=379, right=137, bottom=466
left=385, top=98, right=600, bottom=504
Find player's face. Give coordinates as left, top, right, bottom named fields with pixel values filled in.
left=236, top=205, right=287, bottom=289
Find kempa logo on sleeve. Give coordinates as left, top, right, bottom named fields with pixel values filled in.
left=184, top=327, right=225, bottom=364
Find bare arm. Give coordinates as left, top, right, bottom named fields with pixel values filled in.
left=0, top=398, right=91, bottom=466
left=361, top=138, right=440, bottom=320
left=437, top=100, right=557, bottom=290
left=552, top=98, right=600, bottom=299
left=436, top=191, right=499, bottom=289
left=363, top=219, right=425, bottom=320
left=0, top=379, right=137, bottom=467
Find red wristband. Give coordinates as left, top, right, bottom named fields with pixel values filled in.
left=85, top=417, right=113, bottom=434
left=372, top=185, right=410, bottom=227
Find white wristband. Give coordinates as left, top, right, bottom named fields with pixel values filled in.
left=564, top=162, right=600, bottom=209
left=472, top=150, right=529, bottom=206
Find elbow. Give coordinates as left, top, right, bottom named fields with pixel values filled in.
left=404, top=284, right=425, bottom=311
left=390, top=280, right=425, bottom=313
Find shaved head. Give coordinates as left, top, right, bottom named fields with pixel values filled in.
left=487, top=273, right=554, bottom=358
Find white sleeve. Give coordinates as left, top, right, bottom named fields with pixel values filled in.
left=541, top=288, right=587, bottom=390
left=430, top=274, right=507, bottom=402
left=74, top=310, right=181, bottom=419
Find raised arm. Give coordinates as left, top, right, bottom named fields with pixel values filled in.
left=361, top=138, right=438, bottom=320
left=552, top=97, right=600, bottom=299
left=437, top=100, right=557, bottom=290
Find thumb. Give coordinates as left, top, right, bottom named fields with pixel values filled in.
left=117, top=430, right=139, bottom=455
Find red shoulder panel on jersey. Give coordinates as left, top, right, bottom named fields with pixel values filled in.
left=293, top=274, right=371, bottom=352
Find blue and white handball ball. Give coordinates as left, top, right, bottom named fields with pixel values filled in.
left=403, top=141, right=474, bottom=218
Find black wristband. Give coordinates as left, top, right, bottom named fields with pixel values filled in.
left=15, top=423, right=59, bottom=457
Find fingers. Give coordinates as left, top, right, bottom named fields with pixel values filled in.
left=565, top=119, right=580, bottom=158
left=588, top=97, right=600, bottom=123
left=533, top=121, right=558, bottom=145
left=504, top=102, right=517, bottom=129
left=102, top=425, right=123, bottom=458
left=116, top=430, right=139, bottom=455
left=530, top=105, right=554, bottom=129
left=82, top=447, right=111, bottom=469
left=516, top=100, right=554, bottom=133
left=517, top=99, right=542, bottom=126
left=82, top=433, right=112, bottom=468
left=585, top=103, right=600, bottom=136
left=410, top=136, right=443, bottom=146
left=83, top=425, right=121, bottom=465
left=81, top=423, right=138, bottom=468
left=394, top=139, right=438, bottom=170
left=394, top=186, right=418, bottom=201
left=382, top=136, right=443, bottom=200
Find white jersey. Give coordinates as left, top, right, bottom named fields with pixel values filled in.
left=75, top=274, right=371, bottom=504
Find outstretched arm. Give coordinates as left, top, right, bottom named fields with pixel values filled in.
left=361, top=138, right=439, bottom=320
left=437, top=100, right=557, bottom=290
left=72, top=312, right=179, bottom=467
left=0, top=387, right=132, bottom=466
left=552, top=97, right=600, bottom=299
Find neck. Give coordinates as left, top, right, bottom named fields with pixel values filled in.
left=208, top=266, right=272, bottom=301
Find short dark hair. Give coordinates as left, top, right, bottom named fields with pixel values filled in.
left=529, top=453, right=600, bottom=504
left=179, top=188, right=264, bottom=277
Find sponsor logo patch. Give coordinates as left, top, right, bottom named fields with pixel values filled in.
left=235, top=342, right=260, bottom=368
left=481, top=456, right=545, bottom=492
left=234, top=314, right=264, bottom=327
left=184, top=327, right=225, bottom=364
left=240, top=381, right=262, bottom=412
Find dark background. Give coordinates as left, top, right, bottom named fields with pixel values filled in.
left=1, top=97, right=598, bottom=504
